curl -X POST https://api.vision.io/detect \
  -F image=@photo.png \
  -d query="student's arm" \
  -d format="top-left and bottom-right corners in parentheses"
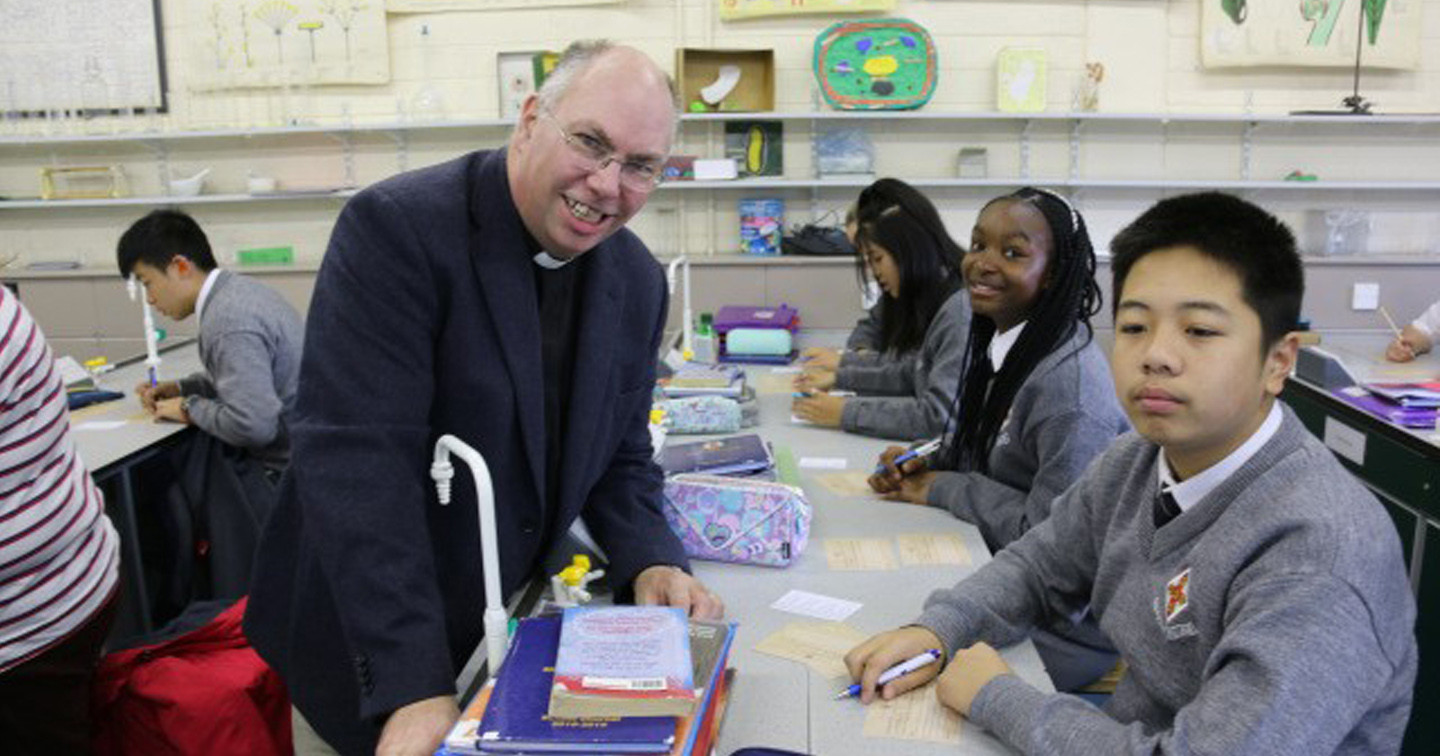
top-left (965, 575), bottom-right (1405, 756)
top-left (183, 329), bottom-right (286, 448)
top-left (833, 352), bottom-right (918, 395)
top-left (839, 294), bottom-right (967, 439)
top-left (913, 461), bottom-right (1106, 660)
top-left (177, 371), bottom-right (216, 398)
top-left (844, 304), bottom-right (883, 353)
top-left (926, 405), bottom-right (1121, 548)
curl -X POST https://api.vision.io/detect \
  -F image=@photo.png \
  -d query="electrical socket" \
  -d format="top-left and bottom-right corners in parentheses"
top-left (1351, 282), bottom-right (1380, 311)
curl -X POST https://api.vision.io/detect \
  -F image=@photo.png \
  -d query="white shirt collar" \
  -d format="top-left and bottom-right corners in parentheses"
top-left (1159, 401), bottom-right (1283, 513)
top-left (196, 268), bottom-right (222, 326)
top-left (988, 322), bottom-right (1026, 369)
top-left (533, 251), bottom-right (572, 270)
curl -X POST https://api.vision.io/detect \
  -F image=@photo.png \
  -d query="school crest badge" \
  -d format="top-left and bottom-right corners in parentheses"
top-left (1164, 568), bottom-right (1191, 622)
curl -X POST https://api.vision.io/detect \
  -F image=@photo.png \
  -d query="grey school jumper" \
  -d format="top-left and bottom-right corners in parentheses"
top-left (926, 330), bottom-right (1128, 552)
top-left (177, 270), bottom-right (304, 470)
top-left (916, 406), bottom-right (1417, 756)
top-left (836, 288), bottom-right (971, 440)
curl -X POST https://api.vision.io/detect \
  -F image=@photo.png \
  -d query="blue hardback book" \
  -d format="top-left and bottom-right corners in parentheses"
top-left (474, 615), bottom-right (677, 754)
top-left (659, 434), bottom-right (773, 477)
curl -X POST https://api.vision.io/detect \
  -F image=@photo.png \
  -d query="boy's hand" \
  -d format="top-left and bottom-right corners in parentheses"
top-left (134, 380), bottom-right (179, 413)
top-left (793, 367), bottom-right (836, 393)
top-left (151, 397), bottom-right (191, 425)
top-left (800, 347), bottom-right (841, 372)
top-left (791, 393), bottom-right (845, 427)
top-left (843, 626), bottom-right (946, 704)
top-left (935, 642), bottom-right (1013, 718)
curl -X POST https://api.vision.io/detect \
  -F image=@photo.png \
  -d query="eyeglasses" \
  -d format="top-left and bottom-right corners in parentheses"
top-left (541, 111), bottom-right (665, 193)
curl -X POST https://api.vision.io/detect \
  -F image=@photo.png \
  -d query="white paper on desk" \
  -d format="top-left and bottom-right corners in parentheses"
top-left (771, 589), bottom-right (862, 621)
top-left (799, 456), bottom-right (848, 470)
top-left (74, 420), bottom-right (128, 431)
top-left (770, 366), bottom-right (802, 374)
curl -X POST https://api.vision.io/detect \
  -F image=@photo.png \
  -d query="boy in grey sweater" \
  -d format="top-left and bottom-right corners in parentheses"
top-left (117, 209), bottom-right (304, 473)
top-left (845, 193), bottom-right (1416, 755)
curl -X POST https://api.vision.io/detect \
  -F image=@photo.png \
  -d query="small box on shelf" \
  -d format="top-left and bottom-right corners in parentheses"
top-left (676, 48), bottom-right (775, 113)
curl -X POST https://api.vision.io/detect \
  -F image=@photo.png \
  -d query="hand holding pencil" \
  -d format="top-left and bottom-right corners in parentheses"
top-left (1380, 306), bottom-right (1424, 363)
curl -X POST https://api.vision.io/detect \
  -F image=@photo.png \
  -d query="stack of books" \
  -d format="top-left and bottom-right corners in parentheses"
top-left (658, 364), bottom-right (746, 398)
top-left (440, 608), bottom-right (737, 756)
top-left (1335, 382), bottom-right (1440, 429)
top-left (659, 434), bottom-right (774, 478)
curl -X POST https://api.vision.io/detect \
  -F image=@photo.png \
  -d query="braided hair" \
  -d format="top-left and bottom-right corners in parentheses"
top-left (942, 187), bottom-right (1102, 473)
top-left (849, 179), bottom-right (965, 354)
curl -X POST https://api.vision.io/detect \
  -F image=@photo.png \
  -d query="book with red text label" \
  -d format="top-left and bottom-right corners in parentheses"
top-left (549, 607), bottom-right (697, 719)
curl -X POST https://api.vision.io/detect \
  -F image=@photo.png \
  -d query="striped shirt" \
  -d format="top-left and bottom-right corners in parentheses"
top-left (0, 287), bottom-right (118, 673)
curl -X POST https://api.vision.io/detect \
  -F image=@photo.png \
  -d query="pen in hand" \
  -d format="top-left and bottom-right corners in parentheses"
top-left (835, 648), bottom-right (943, 700)
top-left (873, 437), bottom-right (943, 475)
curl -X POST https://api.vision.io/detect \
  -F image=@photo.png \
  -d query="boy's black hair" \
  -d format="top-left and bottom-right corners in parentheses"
top-left (943, 187), bottom-right (1102, 477)
top-left (851, 178), bottom-right (965, 355)
top-left (1109, 192), bottom-right (1302, 353)
top-left (115, 209), bottom-right (218, 278)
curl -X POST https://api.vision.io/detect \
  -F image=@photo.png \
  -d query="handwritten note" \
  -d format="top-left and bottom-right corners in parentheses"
top-left (862, 680), bottom-right (963, 744)
top-left (824, 538), bottom-right (898, 571)
top-left (771, 589), bottom-right (862, 621)
top-left (814, 471), bottom-right (875, 497)
top-left (896, 533), bottom-right (972, 567)
top-left (753, 621), bottom-right (867, 679)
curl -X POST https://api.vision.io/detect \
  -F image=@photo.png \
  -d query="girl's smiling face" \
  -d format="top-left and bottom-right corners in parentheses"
top-left (964, 199), bottom-right (1052, 332)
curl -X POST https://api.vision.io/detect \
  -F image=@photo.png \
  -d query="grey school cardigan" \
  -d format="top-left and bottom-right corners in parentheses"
top-left (178, 270), bottom-right (304, 469)
top-left (836, 288), bottom-right (971, 440)
top-left (926, 329), bottom-right (1128, 552)
top-left (916, 406), bottom-right (1417, 756)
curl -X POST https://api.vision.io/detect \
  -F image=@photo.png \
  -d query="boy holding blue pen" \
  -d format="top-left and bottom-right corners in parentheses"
top-left (845, 193), bottom-right (1416, 755)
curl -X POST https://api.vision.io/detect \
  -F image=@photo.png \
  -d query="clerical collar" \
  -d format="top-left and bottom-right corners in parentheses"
top-left (533, 251), bottom-right (573, 269)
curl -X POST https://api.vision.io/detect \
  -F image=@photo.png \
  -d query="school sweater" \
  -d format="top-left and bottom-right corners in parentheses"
top-left (926, 331), bottom-right (1128, 553)
top-left (837, 289), bottom-right (971, 440)
top-left (915, 406), bottom-right (1417, 756)
top-left (0, 288), bottom-right (118, 672)
top-left (177, 270), bottom-right (304, 470)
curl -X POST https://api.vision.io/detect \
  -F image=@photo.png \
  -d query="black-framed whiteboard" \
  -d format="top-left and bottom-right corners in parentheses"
top-left (0, 0), bottom-right (168, 115)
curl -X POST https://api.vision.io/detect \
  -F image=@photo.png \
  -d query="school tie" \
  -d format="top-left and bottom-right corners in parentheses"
top-left (1154, 489), bottom-right (1182, 528)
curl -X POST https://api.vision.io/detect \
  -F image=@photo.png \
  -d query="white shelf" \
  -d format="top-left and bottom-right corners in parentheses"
top-left (0, 189), bottom-right (358, 209)
top-left (4, 109), bottom-right (1438, 148)
top-left (658, 177), bottom-right (1440, 192)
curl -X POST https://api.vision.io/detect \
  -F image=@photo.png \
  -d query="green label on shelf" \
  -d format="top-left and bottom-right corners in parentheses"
top-left (236, 246), bottom-right (294, 266)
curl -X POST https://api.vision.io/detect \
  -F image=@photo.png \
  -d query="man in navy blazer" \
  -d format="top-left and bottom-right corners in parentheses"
top-left (245, 42), bottom-right (723, 756)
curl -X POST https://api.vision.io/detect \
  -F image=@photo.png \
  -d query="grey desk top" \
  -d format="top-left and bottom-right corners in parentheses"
top-left (1294, 332), bottom-right (1440, 449)
top-left (695, 384), bottom-right (1050, 756)
top-left (68, 342), bottom-right (203, 473)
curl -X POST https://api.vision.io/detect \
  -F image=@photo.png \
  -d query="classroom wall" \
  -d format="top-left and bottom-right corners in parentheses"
top-left (2, 0), bottom-right (1438, 342)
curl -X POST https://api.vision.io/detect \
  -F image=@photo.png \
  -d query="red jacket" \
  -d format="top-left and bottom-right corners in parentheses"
top-left (92, 598), bottom-right (291, 756)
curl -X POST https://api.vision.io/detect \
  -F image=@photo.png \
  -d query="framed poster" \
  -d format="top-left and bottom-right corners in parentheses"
top-left (0, 0), bottom-right (167, 114)
top-left (1201, 0), bottom-right (1422, 69)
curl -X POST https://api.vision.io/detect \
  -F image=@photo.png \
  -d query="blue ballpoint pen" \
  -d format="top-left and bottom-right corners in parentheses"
top-left (872, 437), bottom-right (942, 475)
top-left (835, 648), bottom-right (943, 700)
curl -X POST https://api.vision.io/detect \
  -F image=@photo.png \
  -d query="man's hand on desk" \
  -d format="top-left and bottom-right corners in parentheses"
top-left (377, 695), bottom-right (458, 756)
top-left (634, 565), bottom-right (724, 619)
top-left (134, 380), bottom-right (180, 413)
top-left (935, 642), bottom-right (1014, 718)
top-left (843, 626), bottom-right (946, 704)
top-left (150, 397), bottom-right (192, 425)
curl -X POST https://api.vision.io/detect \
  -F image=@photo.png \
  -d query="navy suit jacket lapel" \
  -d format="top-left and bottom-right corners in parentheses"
top-left (466, 152), bottom-right (545, 505)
